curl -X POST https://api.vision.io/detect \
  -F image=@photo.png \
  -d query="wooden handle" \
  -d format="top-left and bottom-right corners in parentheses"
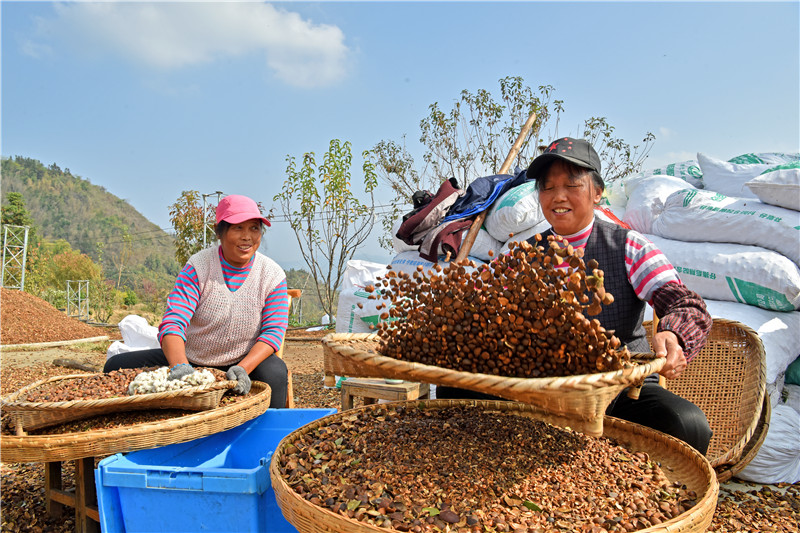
top-left (454, 111), bottom-right (538, 263)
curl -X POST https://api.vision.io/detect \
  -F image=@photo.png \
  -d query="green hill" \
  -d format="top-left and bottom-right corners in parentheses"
top-left (1, 156), bottom-right (180, 289)
top-left (1, 156), bottom-right (328, 324)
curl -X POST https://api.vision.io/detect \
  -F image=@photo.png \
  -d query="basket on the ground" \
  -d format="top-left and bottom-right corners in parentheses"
top-left (270, 399), bottom-right (718, 533)
top-left (0, 381), bottom-right (271, 463)
top-left (1, 373), bottom-right (237, 433)
top-left (322, 332), bottom-right (664, 436)
top-left (645, 318), bottom-right (767, 473)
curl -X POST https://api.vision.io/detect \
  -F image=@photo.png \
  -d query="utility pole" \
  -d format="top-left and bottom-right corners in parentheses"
top-left (201, 191), bottom-right (224, 248)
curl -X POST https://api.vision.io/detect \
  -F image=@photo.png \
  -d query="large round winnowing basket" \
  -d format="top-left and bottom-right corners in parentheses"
top-left (644, 318), bottom-right (767, 473)
top-left (270, 399), bottom-right (718, 533)
top-left (322, 332), bottom-right (664, 436)
top-left (1, 373), bottom-right (237, 432)
top-left (0, 381), bottom-right (270, 463)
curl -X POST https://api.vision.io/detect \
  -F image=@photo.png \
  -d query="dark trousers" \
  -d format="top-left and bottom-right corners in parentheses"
top-left (436, 377), bottom-right (712, 455)
top-left (606, 377), bottom-right (712, 455)
top-left (104, 348), bottom-right (288, 409)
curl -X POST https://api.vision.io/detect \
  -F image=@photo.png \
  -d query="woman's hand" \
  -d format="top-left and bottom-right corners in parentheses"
top-left (226, 365), bottom-right (252, 395)
top-left (652, 330), bottom-right (687, 379)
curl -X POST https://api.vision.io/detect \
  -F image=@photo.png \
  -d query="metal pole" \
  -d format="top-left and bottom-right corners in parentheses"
top-left (2, 226), bottom-right (7, 288)
top-left (201, 191), bottom-right (224, 248)
top-left (202, 194), bottom-right (207, 249)
top-left (20, 228), bottom-right (28, 290)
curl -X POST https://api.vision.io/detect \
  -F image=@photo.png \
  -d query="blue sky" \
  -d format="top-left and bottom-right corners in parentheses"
top-left (2, 1), bottom-right (798, 270)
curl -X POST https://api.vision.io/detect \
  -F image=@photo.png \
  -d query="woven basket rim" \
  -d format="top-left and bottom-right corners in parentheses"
top-left (0, 381), bottom-right (270, 463)
top-left (322, 332), bottom-right (664, 389)
top-left (648, 317), bottom-right (767, 470)
top-left (270, 399), bottom-right (718, 533)
top-left (1, 373), bottom-right (237, 411)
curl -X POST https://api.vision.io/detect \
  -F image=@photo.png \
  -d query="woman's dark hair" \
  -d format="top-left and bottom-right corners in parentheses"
top-left (534, 160), bottom-right (605, 192)
top-left (214, 220), bottom-right (266, 240)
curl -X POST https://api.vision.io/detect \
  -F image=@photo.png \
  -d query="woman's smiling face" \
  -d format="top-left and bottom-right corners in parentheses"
top-left (537, 160), bottom-right (603, 236)
top-left (220, 218), bottom-right (262, 267)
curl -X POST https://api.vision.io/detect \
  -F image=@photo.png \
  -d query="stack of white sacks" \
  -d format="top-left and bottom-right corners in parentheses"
top-left (336, 151), bottom-right (800, 483)
top-left (604, 151), bottom-right (800, 484)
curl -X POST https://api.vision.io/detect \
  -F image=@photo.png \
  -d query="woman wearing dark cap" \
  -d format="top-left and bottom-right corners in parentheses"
top-left (104, 194), bottom-right (289, 408)
top-left (438, 138), bottom-right (713, 454)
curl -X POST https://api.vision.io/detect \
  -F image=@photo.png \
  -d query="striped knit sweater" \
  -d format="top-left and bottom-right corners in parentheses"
top-left (158, 246), bottom-right (288, 366)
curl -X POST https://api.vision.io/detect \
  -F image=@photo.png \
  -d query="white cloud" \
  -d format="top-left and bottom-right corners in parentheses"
top-left (39, 2), bottom-right (350, 88)
top-left (658, 126), bottom-right (675, 141)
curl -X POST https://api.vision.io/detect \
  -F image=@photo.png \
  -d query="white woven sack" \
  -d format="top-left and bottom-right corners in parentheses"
top-left (651, 189), bottom-right (800, 265)
top-left (460, 228), bottom-right (503, 262)
top-left (335, 286), bottom-right (385, 334)
top-left (784, 383), bottom-right (800, 415)
top-left (499, 219), bottom-right (552, 255)
top-left (703, 299), bottom-right (800, 386)
top-left (745, 162), bottom-right (800, 211)
top-left (737, 403), bottom-right (800, 484)
top-left (697, 152), bottom-right (771, 200)
top-left (341, 259), bottom-right (389, 291)
top-left (392, 215), bottom-right (418, 253)
top-left (388, 251), bottom-right (484, 278)
top-left (484, 181), bottom-right (545, 242)
top-left (622, 176), bottom-right (696, 234)
top-left (767, 374), bottom-right (786, 409)
top-left (599, 179), bottom-right (629, 208)
top-left (625, 159), bottom-right (704, 195)
top-left (118, 314), bottom-right (160, 349)
top-left (728, 152), bottom-right (800, 165)
top-left (645, 234), bottom-right (800, 312)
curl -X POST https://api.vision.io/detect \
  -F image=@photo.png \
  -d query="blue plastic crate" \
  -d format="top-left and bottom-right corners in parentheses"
top-left (96, 408), bottom-right (336, 532)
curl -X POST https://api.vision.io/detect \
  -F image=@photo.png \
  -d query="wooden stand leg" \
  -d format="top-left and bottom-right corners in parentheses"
top-left (341, 387), bottom-right (354, 410)
top-left (286, 370), bottom-right (295, 408)
top-left (75, 457), bottom-right (100, 533)
top-left (45, 462), bottom-right (65, 517)
top-left (45, 459), bottom-right (100, 533)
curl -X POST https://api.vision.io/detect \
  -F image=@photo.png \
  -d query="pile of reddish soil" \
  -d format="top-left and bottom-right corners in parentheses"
top-left (1, 288), bottom-right (115, 345)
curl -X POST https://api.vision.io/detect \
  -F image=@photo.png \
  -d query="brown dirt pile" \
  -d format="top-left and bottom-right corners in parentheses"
top-left (1, 288), bottom-right (112, 345)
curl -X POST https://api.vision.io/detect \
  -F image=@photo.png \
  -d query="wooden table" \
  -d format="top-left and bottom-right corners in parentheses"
top-left (2, 382), bottom-right (273, 533)
top-left (340, 378), bottom-right (430, 410)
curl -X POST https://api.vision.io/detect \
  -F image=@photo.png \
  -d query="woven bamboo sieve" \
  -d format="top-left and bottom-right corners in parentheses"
top-left (644, 318), bottom-right (767, 471)
top-left (714, 395), bottom-right (770, 483)
top-left (270, 399), bottom-right (718, 533)
top-left (322, 333), bottom-right (664, 436)
top-left (0, 381), bottom-right (271, 463)
top-left (1, 373), bottom-right (238, 433)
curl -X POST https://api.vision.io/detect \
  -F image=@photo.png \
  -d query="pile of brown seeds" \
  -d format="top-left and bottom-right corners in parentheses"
top-left (16, 367), bottom-right (227, 402)
top-left (371, 236), bottom-right (630, 378)
top-left (278, 404), bottom-right (698, 532)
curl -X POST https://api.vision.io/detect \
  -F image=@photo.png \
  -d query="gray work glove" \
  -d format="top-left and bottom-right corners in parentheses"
top-left (168, 363), bottom-right (194, 381)
top-left (226, 365), bottom-right (252, 395)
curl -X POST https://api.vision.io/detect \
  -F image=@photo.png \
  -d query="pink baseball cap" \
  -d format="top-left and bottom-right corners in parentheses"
top-left (215, 195), bottom-right (271, 226)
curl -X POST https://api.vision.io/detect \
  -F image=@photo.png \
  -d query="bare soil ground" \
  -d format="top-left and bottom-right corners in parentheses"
top-left (1, 289), bottom-right (797, 532)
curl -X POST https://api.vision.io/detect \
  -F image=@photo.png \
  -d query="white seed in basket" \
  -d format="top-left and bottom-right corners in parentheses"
top-left (127, 367), bottom-right (216, 395)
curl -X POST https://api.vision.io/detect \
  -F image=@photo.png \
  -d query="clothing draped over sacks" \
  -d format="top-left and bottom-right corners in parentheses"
top-left (396, 178), bottom-right (463, 247)
top-left (443, 169), bottom-right (529, 222)
top-left (418, 218), bottom-right (474, 261)
top-left (397, 169), bottom-right (532, 261)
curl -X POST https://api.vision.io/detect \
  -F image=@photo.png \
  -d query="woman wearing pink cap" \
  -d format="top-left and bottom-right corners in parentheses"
top-left (105, 194), bottom-right (290, 408)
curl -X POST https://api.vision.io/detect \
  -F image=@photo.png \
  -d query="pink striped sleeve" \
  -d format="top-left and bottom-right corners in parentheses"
top-left (257, 279), bottom-right (289, 353)
top-left (158, 265), bottom-right (201, 343)
top-left (625, 232), bottom-right (682, 304)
